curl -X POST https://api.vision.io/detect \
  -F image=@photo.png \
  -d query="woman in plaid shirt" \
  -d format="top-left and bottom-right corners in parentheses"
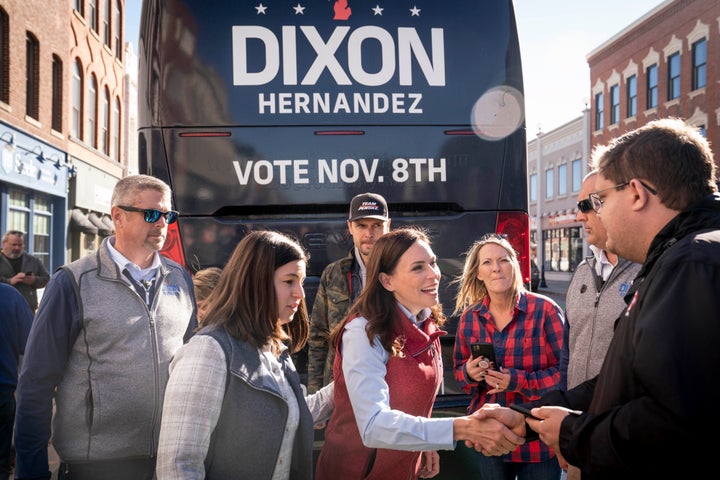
top-left (452, 234), bottom-right (566, 480)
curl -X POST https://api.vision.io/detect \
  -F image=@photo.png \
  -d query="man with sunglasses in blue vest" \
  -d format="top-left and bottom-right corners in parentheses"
top-left (14, 175), bottom-right (197, 480)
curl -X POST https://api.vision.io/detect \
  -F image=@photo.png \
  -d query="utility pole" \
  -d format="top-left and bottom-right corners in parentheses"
top-left (536, 128), bottom-right (547, 289)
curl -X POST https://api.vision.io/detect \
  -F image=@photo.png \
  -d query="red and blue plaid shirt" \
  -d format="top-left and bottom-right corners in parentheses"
top-left (453, 291), bottom-right (566, 463)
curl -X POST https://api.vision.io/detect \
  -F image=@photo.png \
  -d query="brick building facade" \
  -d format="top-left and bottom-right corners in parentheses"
top-left (530, 0), bottom-right (719, 283)
top-left (0, 0), bottom-right (128, 272)
top-left (587, 0), bottom-right (719, 167)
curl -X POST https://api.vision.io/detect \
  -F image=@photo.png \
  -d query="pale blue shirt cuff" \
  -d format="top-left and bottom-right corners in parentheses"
top-left (340, 315), bottom-right (455, 451)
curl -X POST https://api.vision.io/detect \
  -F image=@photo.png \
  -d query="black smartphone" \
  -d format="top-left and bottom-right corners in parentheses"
top-left (25, 271), bottom-right (33, 275)
top-left (510, 404), bottom-right (541, 421)
top-left (470, 342), bottom-right (496, 366)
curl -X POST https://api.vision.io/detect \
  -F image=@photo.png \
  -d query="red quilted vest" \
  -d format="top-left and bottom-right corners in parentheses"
top-left (316, 309), bottom-right (445, 480)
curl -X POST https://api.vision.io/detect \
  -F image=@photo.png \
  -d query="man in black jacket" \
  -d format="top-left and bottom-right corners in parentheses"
top-left (0, 231), bottom-right (50, 312)
top-left (479, 118), bottom-right (720, 479)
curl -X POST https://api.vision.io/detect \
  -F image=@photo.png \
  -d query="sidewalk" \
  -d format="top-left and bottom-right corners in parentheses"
top-left (539, 277), bottom-right (569, 295)
top-left (536, 276), bottom-right (569, 311)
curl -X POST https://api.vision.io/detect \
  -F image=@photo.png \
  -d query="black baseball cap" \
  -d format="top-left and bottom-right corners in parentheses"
top-left (348, 193), bottom-right (389, 222)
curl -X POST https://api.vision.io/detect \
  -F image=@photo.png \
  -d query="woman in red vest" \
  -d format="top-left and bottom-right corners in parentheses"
top-left (316, 227), bottom-right (526, 480)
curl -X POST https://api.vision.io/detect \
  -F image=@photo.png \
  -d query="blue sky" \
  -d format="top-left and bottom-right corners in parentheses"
top-left (125, 0), bottom-right (667, 134)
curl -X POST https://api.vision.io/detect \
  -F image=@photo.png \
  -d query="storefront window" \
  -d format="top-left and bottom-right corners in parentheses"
top-left (8, 188), bottom-right (51, 269)
top-left (569, 227), bottom-right (583, 271)
top-left (33, 196), bottom-right (51, 268)
top-left (543, 226), bottom-right (583, 273)
top-left (8, 190), bottom-right (29, 233)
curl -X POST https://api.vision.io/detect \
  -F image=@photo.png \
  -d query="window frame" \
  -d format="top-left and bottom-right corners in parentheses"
top-left (692, 38), bottom-right (707, 90)
top-left (52, 55), bottom-right (63, 132)
top-left (88, 74), bottom-right (98, 148)
top-left (72, 59), bottom-right (83, 139)
top-left (112, 96), bottom-right (121, 160)
top-left (646, 64), bottom-right (658, 109)
top-left (626, 74), bottom-right (637, 118)
top-left (101, 87), bottom-right (109, 154)
top-left (571, 159), bottom-right (582, 193)
top-left (89, 0), bottom-right (98, 32)
top-left (529, 173), bottom-right (537, 203)
top-left (545, 168), bottom-right (554, 199)
top-left (609, 84), bottom-right (619, 125)
top-left (114, 0), bottom-right (122, 60)
top-left (25, 32), bottom-right (40, 120)
top-left (557, 164), bottom-right (567, 197)
top-left (0, 8), bottom-right (9, 104)
top-left (667, 52), bottom-right (680, 100)
top-left (594, 92), bottom-right (604, 130)
top-left (103, 0), bottom-right (111, 47)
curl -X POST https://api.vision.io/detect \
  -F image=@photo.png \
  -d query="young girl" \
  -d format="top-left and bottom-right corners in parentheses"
top-left (156, 231), bottom-right (333, 479)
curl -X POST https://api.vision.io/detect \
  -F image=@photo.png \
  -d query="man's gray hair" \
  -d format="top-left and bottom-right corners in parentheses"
top-left (111, 175), bottom-right (172, 206)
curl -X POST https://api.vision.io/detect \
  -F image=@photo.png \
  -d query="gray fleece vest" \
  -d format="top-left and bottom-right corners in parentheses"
top-left (52, 238), bottom-right (195, 463)
top-left (565, 256), bottom-right (641, 389)
top-left (201, 326), bottom-right (314, 480)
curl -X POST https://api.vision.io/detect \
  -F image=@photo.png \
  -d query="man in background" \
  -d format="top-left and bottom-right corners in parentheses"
top-left (307, 192), bottom-right (391, 393)
top-left (0, 284), bottom-right (33, 480)
top-left (0, 231), bottom-right (50, 312)
top-left (558, 169), bottom-right (641, 480)
top-left (14, 175), bottom-right (197, 480)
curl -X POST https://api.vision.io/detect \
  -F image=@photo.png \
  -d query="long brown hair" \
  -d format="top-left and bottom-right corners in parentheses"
top-left (329, 227), bottom-right (445, 355)
top-left (202, 230), bottom-right (309, 355)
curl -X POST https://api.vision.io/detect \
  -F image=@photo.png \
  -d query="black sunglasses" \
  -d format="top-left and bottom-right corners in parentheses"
top-left (118, 205), bottom-right (179, 224)
top-left (577, 199), bottom-right (594, 213)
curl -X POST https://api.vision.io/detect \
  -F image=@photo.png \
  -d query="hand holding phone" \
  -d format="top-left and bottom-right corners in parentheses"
top-left (470, 342), bottom-right (497, 370)
top-left (509, 404), bottom-right (541, 421)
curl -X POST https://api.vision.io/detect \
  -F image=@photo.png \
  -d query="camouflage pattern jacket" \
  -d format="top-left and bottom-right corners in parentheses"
top-left (307, 249), bottom-right (362, 393)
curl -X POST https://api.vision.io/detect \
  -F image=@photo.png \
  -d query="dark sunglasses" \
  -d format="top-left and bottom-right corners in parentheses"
top-left (118, 205), bottom-right (179, 224)
top-left (577, 199), bottom-right (594, 213)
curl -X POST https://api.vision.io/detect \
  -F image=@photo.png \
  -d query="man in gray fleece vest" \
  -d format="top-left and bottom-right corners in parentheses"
top-left (13, 175), bottom-right (197, 480)
top-left (559, 170), bottom-right (640, 480)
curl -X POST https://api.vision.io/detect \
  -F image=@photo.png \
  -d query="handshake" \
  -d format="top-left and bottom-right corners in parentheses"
top-left (453, 403), bottom-right (577, 470)
top-left (452, 403), bottom-right (528, 456)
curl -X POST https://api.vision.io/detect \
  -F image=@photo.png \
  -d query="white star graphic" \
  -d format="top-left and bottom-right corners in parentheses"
top-left (410, 6), bottom-right (421, 16)
top-left (255, 3), bottom-right (267, 14)
top-left (372, 5), bottom-right (384, 16)
top-left (293, 4), bottom-right (305, 14)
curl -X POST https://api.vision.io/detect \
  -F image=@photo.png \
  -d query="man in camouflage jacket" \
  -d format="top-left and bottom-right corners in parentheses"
top-left (307, 193), bottom-right (390, 393)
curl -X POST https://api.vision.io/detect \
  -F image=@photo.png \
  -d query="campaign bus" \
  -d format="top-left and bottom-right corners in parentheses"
top-left (138, 0), bottom-right (528, 473)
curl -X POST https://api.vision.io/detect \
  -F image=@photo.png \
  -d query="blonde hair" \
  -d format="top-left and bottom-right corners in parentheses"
top-left (452, 234), bottom-right (525, 315)
top-left (193, 267), bottom-right (222, 302)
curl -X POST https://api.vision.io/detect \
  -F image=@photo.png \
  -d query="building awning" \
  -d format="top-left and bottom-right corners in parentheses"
top-left (101, 215), bottom-right (115, 234)
top-left (89, 212), bottom-right (114, 236)
top-left (69, 209), bottom-right (98, 235)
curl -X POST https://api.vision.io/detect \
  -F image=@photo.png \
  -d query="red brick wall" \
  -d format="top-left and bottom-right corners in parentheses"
top-left (0, 0), bottom-right (70, 151)
top-left (588, 0), bottom-right (720, 169)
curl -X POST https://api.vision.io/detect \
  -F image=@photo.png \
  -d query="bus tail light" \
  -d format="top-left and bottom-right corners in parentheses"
top-left (497, 211), bottom-right (531, 286)
top-left (160, 221), bottom-right (187, 268)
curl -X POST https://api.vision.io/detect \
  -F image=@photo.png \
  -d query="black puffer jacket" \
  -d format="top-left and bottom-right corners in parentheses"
top-left (539, 192), bottom-right (720, 479)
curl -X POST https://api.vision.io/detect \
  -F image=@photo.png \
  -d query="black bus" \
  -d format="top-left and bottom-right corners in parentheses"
top-left (138, 0), bottom-right (528, 475)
